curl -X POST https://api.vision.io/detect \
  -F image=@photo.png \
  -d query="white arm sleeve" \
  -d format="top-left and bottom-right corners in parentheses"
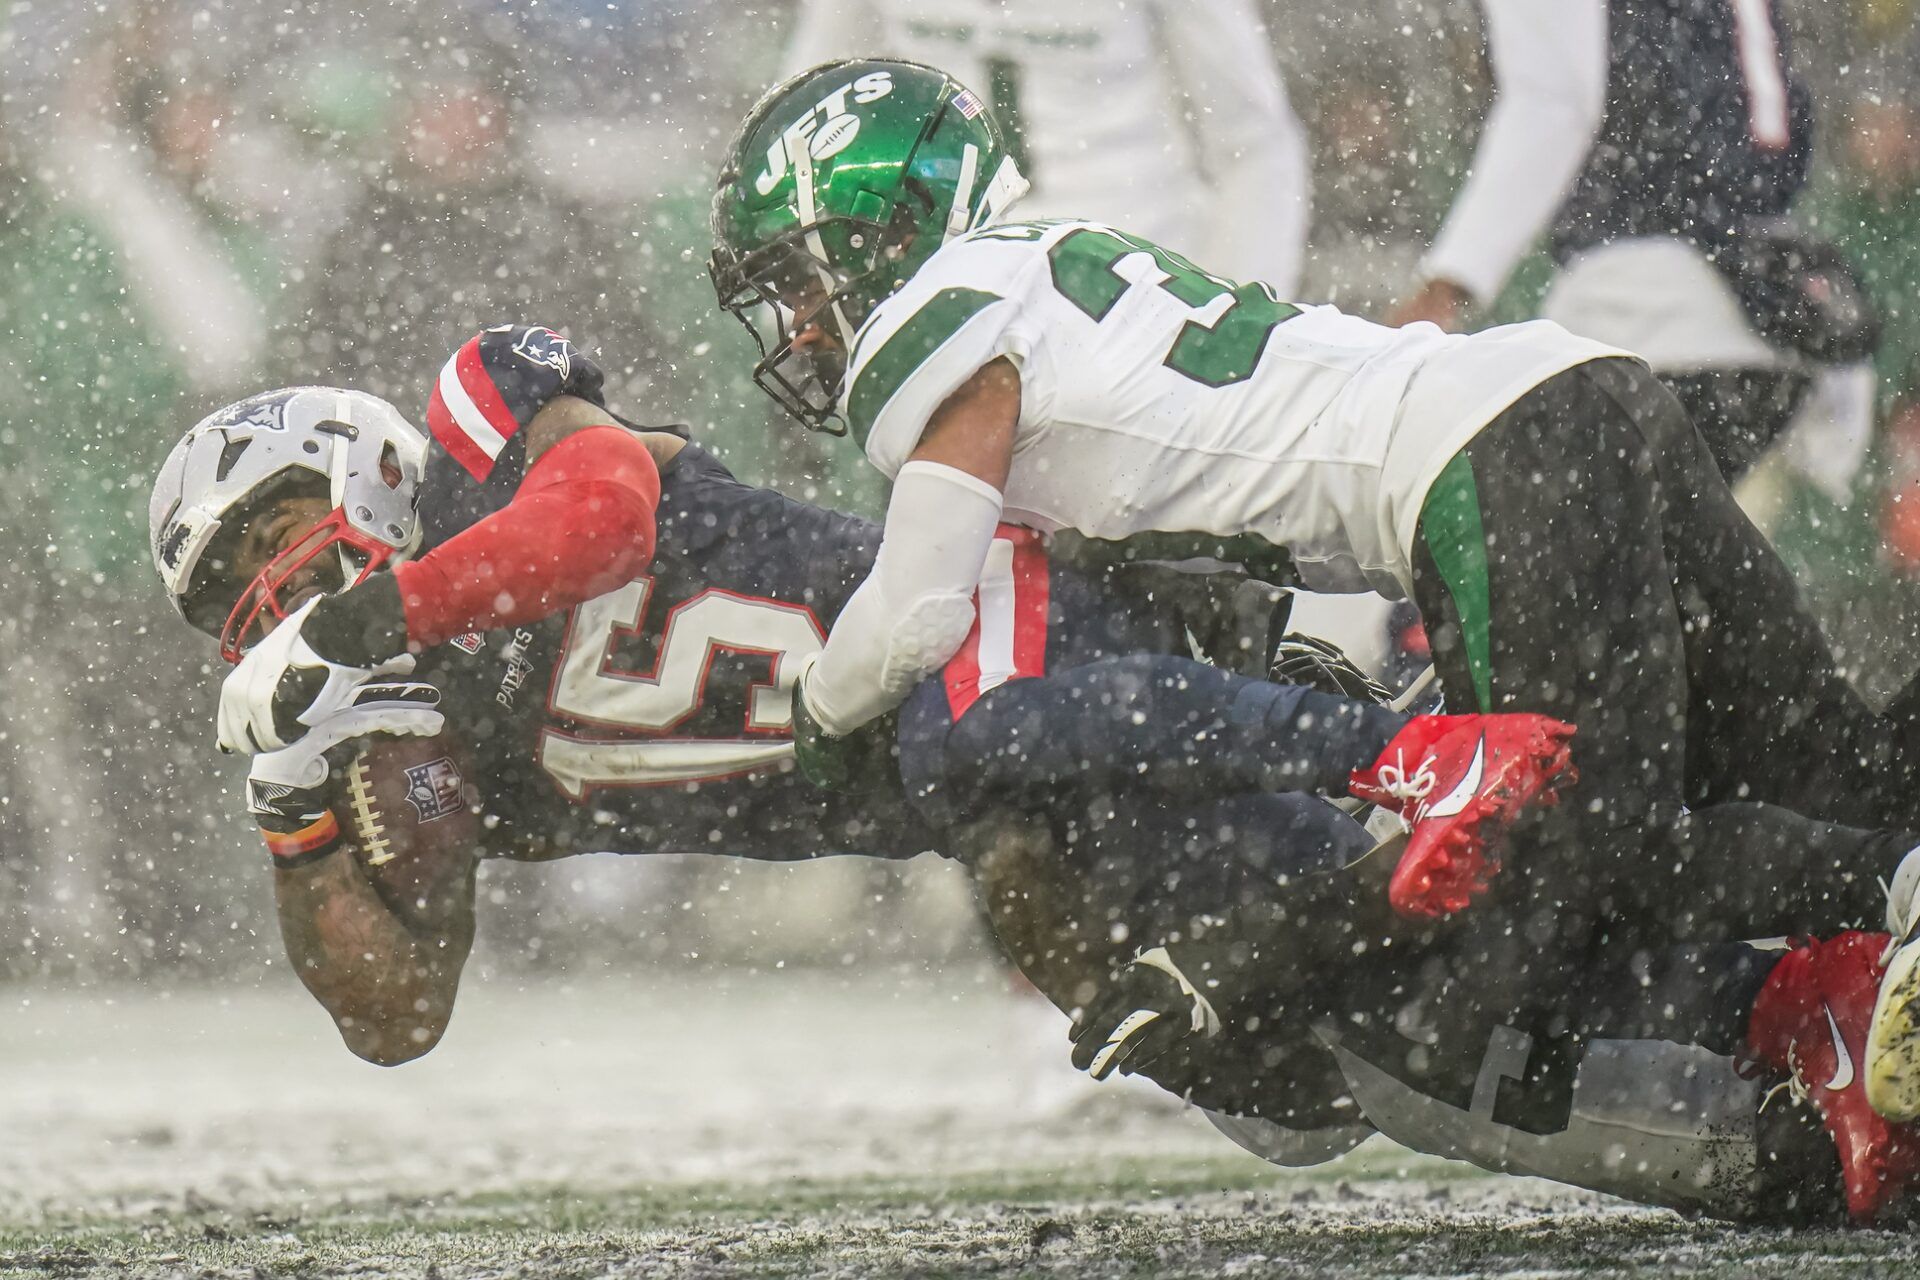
top-left (1154, 0), bottom-right (1310, 292)
top-left (803, 461), bottom-right (1004, 735)
top-left (781, 0), bottom-right (883, 75)
top-left (1419, 0), bottom-right (1608, 304)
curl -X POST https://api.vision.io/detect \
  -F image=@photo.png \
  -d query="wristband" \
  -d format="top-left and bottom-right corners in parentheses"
top-left (262, 811), bottom-right (345, 869)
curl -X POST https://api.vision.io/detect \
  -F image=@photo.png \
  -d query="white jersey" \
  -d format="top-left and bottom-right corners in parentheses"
top-left (844, 220), bottom-right (1626, 598)
top-left (782, 0), bottom-right (1308, 290)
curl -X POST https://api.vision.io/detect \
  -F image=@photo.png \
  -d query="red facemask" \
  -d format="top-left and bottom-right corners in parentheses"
top-left (220, 508), bottom-right (399, 663)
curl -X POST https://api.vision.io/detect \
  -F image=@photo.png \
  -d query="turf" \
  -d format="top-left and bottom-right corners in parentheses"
top-left (7, 968), bottom-right (1920, 1277)
top-left (8, 1165), bottom-right (1920, 1279)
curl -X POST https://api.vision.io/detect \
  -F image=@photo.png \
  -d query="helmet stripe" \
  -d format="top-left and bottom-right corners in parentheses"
top-left (453, 338), bottom-right (522, 447)
top-left (427, 343), bottom-right (512, 480)
top-left (790, 123), bottom-right (858, 352)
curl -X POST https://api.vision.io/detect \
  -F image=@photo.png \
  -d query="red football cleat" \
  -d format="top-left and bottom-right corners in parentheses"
top-left (1349, 713), bottom-right (1577, 918)
top-left (1748, 931), bottom-right (1920, 1222)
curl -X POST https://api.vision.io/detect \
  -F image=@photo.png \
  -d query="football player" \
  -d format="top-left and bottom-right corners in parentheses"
top-left (707, 59), bottom-right (1920, 1124)
top-left (152, 365), bottom-right (1920, 1221)
top-left (151, 339), bottom-right (1560, 1062)
top-left (781, 0), bottom-right (1309, 292)
top-left (1391, 0), bottom-right (1878, 501)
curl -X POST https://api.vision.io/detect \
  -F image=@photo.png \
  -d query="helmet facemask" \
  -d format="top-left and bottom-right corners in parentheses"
top-left (710, 200), bottom-right (921, 435)
top-left (152, 386), bottom-right (427, 657)
top-left (216, 503), bottom-right (402, 663)
top-left (710, 60), bottom-right (1028, 435)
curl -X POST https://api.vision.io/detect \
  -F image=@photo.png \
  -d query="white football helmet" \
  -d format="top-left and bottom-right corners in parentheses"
top-left (150, 387), bottom-right (427, 659)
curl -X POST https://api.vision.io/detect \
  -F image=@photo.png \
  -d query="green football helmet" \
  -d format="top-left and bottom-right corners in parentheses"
top-left (710, 59), bottom-right (1029, 434)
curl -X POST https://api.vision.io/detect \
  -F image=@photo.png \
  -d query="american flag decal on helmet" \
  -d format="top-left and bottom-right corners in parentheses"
top-left (952, 89), bottom-right (984, 120)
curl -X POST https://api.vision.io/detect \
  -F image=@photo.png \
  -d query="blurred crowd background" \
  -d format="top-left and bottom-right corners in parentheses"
top-left (4, 0), bottom-right (1920, 983)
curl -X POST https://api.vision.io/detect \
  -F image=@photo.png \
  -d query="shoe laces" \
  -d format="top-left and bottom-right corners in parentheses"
top-left (1880, 873), bottom-right (1920, 965)
top-left (1372, 751), bottom-right (1438, 807)
top-left (1759, 1041), bottom-right (1812, 1113)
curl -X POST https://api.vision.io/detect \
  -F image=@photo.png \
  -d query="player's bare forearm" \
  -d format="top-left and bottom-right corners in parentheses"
top-left (524, 393), bottom-right (686, 469)
top-left (273, 839), bottom-right (477, 1066)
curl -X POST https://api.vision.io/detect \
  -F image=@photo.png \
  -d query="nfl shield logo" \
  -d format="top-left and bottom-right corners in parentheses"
top-left (404, 757), bottom-right (466, 823)
top-left (450, 632), bottom-right (486, 655)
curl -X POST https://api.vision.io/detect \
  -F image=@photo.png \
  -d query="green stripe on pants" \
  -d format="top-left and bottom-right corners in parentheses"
top-left (1420, 452), bottom-right (1494, 712)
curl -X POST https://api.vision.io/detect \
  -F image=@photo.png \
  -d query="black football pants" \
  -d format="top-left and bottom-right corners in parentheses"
top-left (1408, 359), bottom-right (1917, 1013)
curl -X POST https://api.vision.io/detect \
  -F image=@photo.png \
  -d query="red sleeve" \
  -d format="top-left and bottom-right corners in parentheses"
top-left (392, 425), bottom-right (660, 645)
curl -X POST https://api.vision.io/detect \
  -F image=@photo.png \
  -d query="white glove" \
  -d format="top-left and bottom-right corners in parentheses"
top-left (217, 597), bottom-right (418, 755)
top-left (246, 681), bottom-right (445, 829)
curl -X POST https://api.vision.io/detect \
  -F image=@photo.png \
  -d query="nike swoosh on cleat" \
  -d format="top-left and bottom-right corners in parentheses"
top-left (1422, 735), bottom-right (1486, 820)
top-left (1825, 1002), bottom-right (1856, 1091)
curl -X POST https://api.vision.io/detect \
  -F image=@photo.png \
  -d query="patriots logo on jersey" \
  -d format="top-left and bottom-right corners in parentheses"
top-left (404, 757), bottom-right (466, 823)
top-left (509, 326), bottom-right (574, 380)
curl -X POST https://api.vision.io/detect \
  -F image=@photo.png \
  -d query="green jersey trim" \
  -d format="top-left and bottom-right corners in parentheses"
top-left (847, 286), bottom-right (1002, 448)
top-left (1419, 453), bottom-right (1493, 711)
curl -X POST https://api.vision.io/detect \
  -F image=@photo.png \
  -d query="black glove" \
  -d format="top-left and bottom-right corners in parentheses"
top-left (1070, 945), bottom-right (1223, 1081)
top-left (1270, 632), bottom-right (1392, 704)
top-left (789, 665), bottom-right (898, 794)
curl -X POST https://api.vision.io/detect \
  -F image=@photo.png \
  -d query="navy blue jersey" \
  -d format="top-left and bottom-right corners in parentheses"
top-left (1551, 0), bottom-right (1812, 260)
top-left (414, 440), bottom-right (931, 862)
top-left (411, 436), bottom-right (1185, 863)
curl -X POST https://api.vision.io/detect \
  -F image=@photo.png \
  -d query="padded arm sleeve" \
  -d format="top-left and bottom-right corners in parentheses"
top-left (1419, 0), bottom-right (1607, 303)
top-left (392, 425), bottom-right (660, 645)
top-left (804, 461), bottom-right (1005, 735)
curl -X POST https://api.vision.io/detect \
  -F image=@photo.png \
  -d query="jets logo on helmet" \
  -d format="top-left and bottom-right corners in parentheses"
top-left (710, 59), bottom-right (1029, 434)
top-left (751, 70), bottom-right (896, 196)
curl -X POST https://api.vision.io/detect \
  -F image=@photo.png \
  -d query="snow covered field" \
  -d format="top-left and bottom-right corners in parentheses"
top-left (4, 971), bottom-right (1917, 1277)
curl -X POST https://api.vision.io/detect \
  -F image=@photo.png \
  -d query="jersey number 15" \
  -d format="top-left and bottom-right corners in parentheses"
top-left (538, 579), bottom-right (825, 798)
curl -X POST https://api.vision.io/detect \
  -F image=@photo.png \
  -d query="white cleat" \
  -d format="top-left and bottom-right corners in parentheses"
top-left (1866, 844), bottom-right (1920, 1121)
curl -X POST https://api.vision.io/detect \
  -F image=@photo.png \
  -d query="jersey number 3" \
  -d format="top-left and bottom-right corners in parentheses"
top-left (539, 579), bottom-right (825, 797)
top-left (1046, 225), bottom-right (1299, 387)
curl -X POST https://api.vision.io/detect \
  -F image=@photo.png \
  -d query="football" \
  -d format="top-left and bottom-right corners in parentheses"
top-left (340, 731), bottom-right (483, 911)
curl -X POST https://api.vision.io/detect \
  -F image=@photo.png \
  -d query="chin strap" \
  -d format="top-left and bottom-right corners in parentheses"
top-left (977, 155), bottom-right (1031, 229)
top-left (944, 143), bottom-right (981, 241)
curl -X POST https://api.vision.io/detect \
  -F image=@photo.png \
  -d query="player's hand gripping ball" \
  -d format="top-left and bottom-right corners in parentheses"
top-left (247, 681), bottom-right (442, 869)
